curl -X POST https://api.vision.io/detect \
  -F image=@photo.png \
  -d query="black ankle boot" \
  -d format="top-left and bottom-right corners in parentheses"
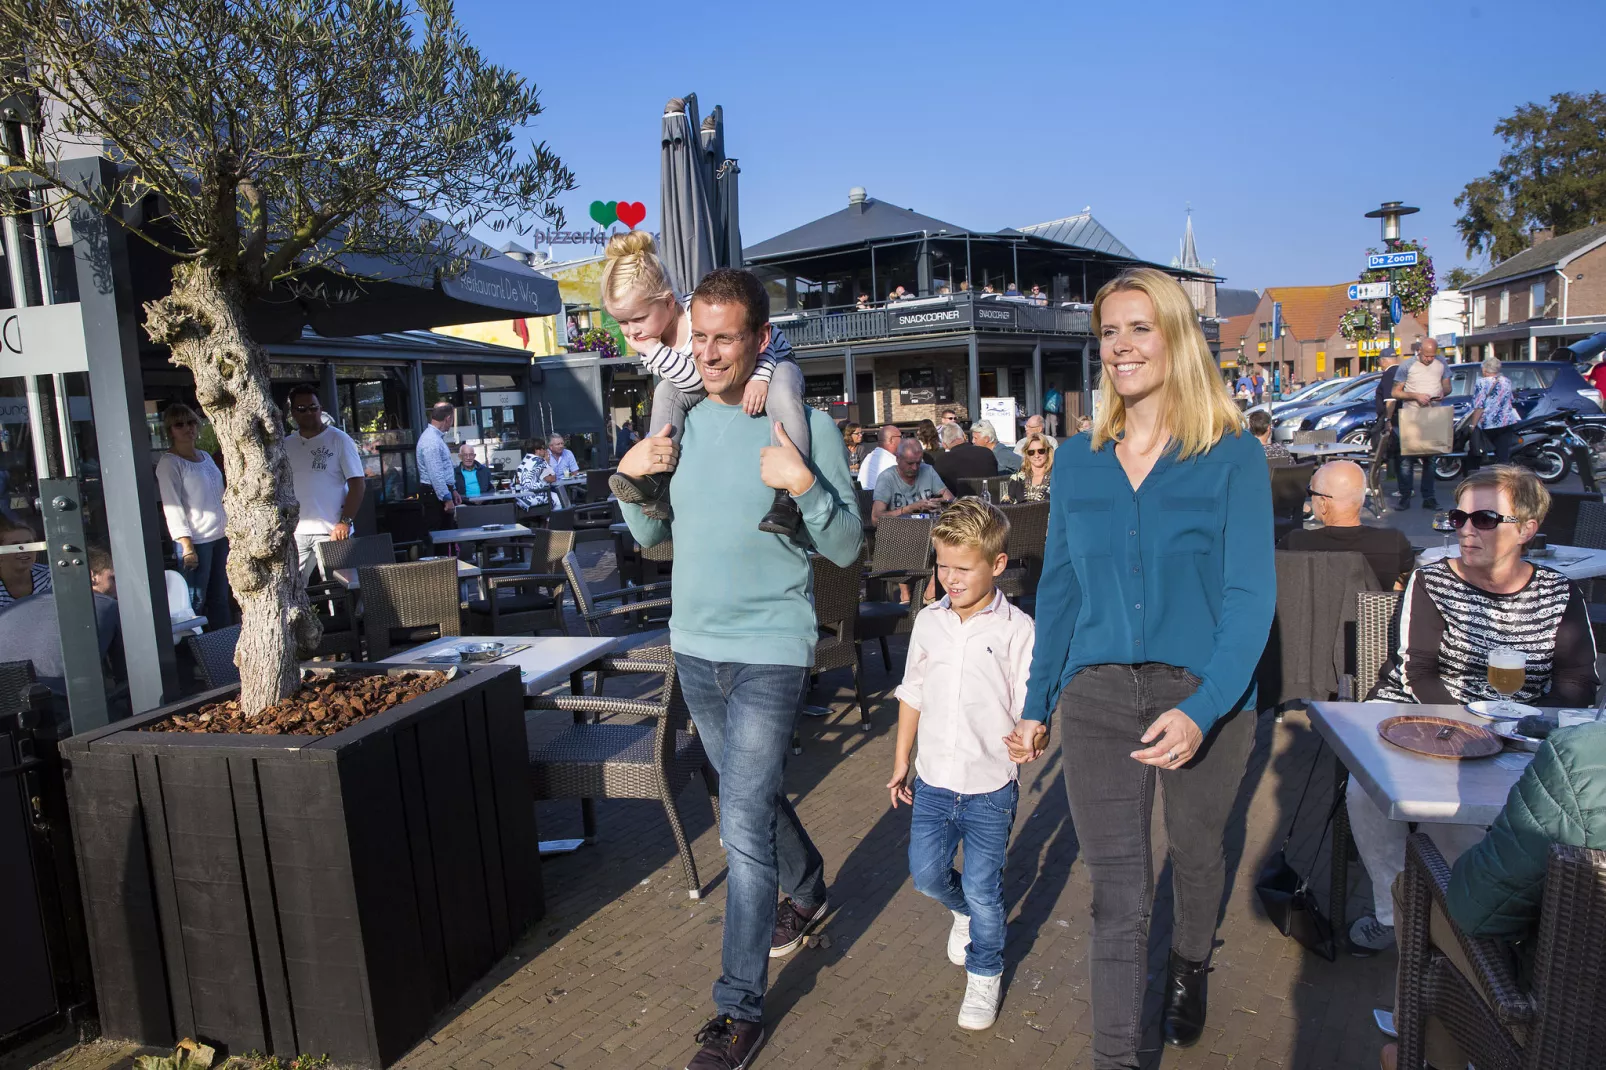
top-left (1161, 949), bottom-right (1211, 1048)
top-left (609, 472), bottom-right (671, 521)
top-left (759, 489), bottom-right (801, 536)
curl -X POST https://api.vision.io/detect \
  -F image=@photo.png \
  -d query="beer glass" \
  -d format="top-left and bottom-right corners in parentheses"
top-left (1485, 646), bottom-right (1528, 718)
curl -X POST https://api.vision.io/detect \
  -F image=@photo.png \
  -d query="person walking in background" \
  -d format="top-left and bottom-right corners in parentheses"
top-left (888, 499), bottom-right (1034, 1031)
top-left (416, 401), bottom-right (460, 535)
top-left (614, 418), bottom-right (638, 458)
top-left (285, 384), bottom-right (366, 582)
top-left (1043, 386), bottom-right (1063, 437)
top-left (1392, 338), bottom-right (1450, 510)
top-left (613, 269), bottom-right (863, 1070)
top-left (155, 402), bottom-right (232, 628)
top-left (1469, 356), bottom-right (1520, 467)
top-left (1007, 267), bottom-right (1275, 1067)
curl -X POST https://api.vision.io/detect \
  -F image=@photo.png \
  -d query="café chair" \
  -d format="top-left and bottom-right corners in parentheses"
top-left (185, 625), bottom-right (242, 690)
top-left (584, 468), bottom-right (616, 504)
top-left (856, 515), bottom-right (935, 673)
top-left (306, 535), bottom-right (396, 660)
top-left (549, 498), bottom-right (620, 546)
top-left (1396, 833), bottom-right (1606, 1070)
top-left (560, 550), bottom-right (671, 692)
top-left (996, 501), bottom-right (1049, 611)
top-left (357, 559), bottom-right (463, 660)
top-left (1270, 462), bottom-right (1317, 544)
top-left (0, 659), bottom-right (41, 719)
top-left (1290, 428), bottom-right (1338, 446)
top-left (526, 651), bottom-right (720, 899)
top-left (464, 529), bottom-right (575, 637)
top-left (809, 552), bottom-right (868, 736)
top-left (379, 500), bottom-right (430, 560)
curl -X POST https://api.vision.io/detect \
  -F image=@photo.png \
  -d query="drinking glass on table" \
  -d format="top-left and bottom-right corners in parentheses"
top-left (1485, 646), bottom-right (1529, 718)
top-left (1431, 510), bottom-right (1455, 553)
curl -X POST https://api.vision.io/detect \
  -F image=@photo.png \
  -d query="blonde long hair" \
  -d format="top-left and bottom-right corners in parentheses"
top-left (1089, 267), bottom-right (1243, 460)
top-left (1019, 431), bottom-right (1055, 479)
top-left (597, 230), bottom-right (675, 312)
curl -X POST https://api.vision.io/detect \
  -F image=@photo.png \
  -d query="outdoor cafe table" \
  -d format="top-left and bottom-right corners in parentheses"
top-left (382, 633), bottom-right (621, 695)
top-left (466, 490), bottom-right (520, 505)
top-left (1417, 543), bottom-right (1606, 582)
top-left (1307, 700), bottom-right (1536, 939)
top-left (1286, 441), bottom-right (1372, 460)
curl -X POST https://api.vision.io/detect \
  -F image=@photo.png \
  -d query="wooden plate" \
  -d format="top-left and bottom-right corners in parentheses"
top-left (1378, 714), bottom-right (1502, 760)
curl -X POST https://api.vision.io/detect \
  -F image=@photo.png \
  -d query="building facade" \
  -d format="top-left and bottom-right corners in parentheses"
top-left (1459, 222), bottom-right (1606, 362)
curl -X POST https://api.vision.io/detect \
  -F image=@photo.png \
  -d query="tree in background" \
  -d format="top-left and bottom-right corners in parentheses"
top-left (0, 0), bottom-right (574, 714)
top-left (1442, 267), bottom-right (1476, 290)
top-left (1455, 92), bottom-right (1606, 263)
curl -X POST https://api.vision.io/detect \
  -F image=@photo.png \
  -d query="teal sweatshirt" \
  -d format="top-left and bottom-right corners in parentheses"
top-left (620, 402), bottom-right (863, 667)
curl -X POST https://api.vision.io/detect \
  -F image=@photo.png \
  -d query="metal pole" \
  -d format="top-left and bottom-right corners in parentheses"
top-left (870, 246), bottom-right (877, 301)
top-left (1011, 242), bottom-right (1019, 289)
top-left (18, 123), bottom-right (57, 303)
top-left (52, 373), bottom-right (77, 478)
top-left (1081, 339), bottom-right (1093, 419)
top-left (842, 345), bottom-right (855, 406)
top-left (1031, 341), bottom-right (1043, 416)
top-left (24, 376), bottom-right (52, 476)
top-left (967, 334), bottom-right (981, 423)
top-left (965, 235), bottom-right (972, 289)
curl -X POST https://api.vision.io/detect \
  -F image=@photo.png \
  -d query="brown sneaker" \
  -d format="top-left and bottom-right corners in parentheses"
top-left (770, 896), bottom-right (827, 958)
top-left (685, 1015), bottom-right (765, 1070)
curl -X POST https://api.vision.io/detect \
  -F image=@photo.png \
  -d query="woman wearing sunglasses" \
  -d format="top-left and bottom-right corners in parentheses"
top-left (1003, 431), bottom-right (1054, 503)
top-left (154, 402), bottom-right (233, 629)
top-left (1344, 464), bottom-right (1598, 957)
top-left (1007, 268), bottom-right (1276, 1065)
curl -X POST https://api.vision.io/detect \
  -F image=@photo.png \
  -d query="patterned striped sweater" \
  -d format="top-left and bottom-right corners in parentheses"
top-left (1371, 560), bottom-right (1597, 706)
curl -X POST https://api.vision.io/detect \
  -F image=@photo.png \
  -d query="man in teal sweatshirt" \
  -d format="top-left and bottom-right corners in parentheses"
top-left (616, 268), bottom-right (862, 1070)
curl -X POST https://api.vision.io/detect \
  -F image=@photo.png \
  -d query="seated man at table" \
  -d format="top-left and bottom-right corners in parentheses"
top-left (931, 421), bottom-right (998, 496)
top-left (1345, 465), bottom-right (1598, 955)
top-left (872, 439), bottom-right (952, 526)
top-left (547, 433), bottom-right (580, 480)
top-left (1248, 409), bottom-right (1292, 462)
top-left (1378, 720), bottom-right (1606, 1070)
top-left (0, 545), bottom-right (126, 733)
top-left (453, 443), bottom-right (490, 500)
top-left (1278, 460), bottom-right (1414, 590)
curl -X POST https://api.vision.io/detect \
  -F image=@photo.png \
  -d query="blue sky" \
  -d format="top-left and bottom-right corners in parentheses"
top-left (456, 0), bottom-right (1606, 292)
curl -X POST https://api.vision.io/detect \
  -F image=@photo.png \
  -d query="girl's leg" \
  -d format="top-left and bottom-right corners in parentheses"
top-left (648, 379), bottom-right (704, 445)
top-left (763, 361), bottom-right (812, 455)
top-left (613, 381), bottom-right (704, 518)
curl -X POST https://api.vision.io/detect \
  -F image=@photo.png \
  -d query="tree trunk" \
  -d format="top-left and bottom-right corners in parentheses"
top-left (145, 262), bottom-right (320, 715)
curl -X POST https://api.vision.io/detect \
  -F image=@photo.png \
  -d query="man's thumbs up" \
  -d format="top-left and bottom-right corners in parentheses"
top-left (760, 420), bottom-right (814, 497)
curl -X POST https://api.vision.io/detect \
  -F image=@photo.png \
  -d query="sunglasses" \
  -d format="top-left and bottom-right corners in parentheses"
top-left (170, 420), bottom-right (198, 429)
top-left (1306, 485), bottom-right (1331, 499)
top-left (1448, 508), bottom-right (1522, 530)
top-left (291, 404), bottom-right (320, 414)
top-left (1026, 448), bottom-right (1048, 456)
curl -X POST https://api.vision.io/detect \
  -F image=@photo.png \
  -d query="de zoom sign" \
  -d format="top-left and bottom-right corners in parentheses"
top-left (0, 303), bottom-right (92, 377)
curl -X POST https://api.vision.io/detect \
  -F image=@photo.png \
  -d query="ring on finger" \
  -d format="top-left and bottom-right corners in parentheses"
top-left (1167, 749), bottom-right (1178, 763)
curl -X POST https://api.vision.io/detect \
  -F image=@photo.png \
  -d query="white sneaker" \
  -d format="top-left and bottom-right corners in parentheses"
top-left (957, 971), bottom-right (1002, 1030)
top-left (947, 911), bottom-right (971, 967)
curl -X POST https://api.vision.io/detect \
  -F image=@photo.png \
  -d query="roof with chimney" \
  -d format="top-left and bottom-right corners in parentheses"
top-left (1465, 221), bottom-right (1606, 288)
top-left (744, 189), bottom-right (971, 262)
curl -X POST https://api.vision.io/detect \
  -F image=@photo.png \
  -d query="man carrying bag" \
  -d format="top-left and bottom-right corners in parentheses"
top-left (1391, 339), bottom-right (1451, 510)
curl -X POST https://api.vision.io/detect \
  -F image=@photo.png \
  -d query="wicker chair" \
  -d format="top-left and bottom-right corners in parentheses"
top-left (314, 532), bottom-right (396, 573)
top-left (1396, 833), bottom-right (1606, 1070)
top-left (562, 550), bottom-right (671, 644)
top-left (527, 652), bottom-right (719, 898)
top-left (583, 468), bottom-right (616, 504)
top-left (0, 659), bottom-right (39, 719)
top-left (454, 503), bottom-right (527, 571)
top-left (857, 515), bottom-right (935, 670)
top-left (812, 552), bottom-right (867, 729)
top-left (309, 534), bottom-right (397, 660)
top-left (455, 503), bottom-right (517, 528)
top-left (549, 499), bottom-right (619, 545)
top-left (185, 625), bottom-right (241, 689)
top-left (997, 501), bottom-right (1050, 606)
top-left (380, 501), bottom-right (431, 560)
top-left (356, 559), bottom-right (463, 660)
top-left (465, 529), bottom-right (575, 637)
top-left (1291, 428), bottom-right (1338, 446)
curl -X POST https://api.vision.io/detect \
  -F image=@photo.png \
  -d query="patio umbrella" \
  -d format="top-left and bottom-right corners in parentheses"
top-left (659, 94), bottom-right (717, 295)
top-left (700, 106), bottom-right (743, 270)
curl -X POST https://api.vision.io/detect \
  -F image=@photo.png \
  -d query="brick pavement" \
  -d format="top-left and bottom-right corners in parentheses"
top-left (391, 547), bottom-right (1398, 1070)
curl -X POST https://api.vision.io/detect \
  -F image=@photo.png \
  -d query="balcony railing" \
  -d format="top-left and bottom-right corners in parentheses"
top-left (770, 294), bottom-right (1094, 347)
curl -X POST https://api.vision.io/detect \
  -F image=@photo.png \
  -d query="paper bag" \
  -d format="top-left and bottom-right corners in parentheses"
top-left (1398, 404), bottom-right (1453, 456)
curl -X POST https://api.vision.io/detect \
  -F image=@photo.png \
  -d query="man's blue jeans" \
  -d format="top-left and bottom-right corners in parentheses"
top-left (1396, 454), bottom-right (1438, 502)
top-left (675, 654), bottom-right (826, 1023)
top-left (907, 776), bottom-right (1018, 977)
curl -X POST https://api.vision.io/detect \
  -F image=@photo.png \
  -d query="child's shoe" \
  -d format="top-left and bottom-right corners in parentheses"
top-left (957, 971), bottom-right (1002, 1030)
top-left (610, 472), bottom-right (672, 521)
top-left (946, 911), bottom-right (970, 967)
top-left (758, 489), bottom-right (801, 536)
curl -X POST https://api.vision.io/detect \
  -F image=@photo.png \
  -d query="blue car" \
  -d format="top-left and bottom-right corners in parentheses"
top-left (1279, 360), bottom-right (1605, 447)
top-left (1271, 374), bottom-right (1383, 443)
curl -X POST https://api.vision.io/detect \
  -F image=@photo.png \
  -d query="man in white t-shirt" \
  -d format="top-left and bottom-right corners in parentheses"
top-left (283, 384), bottom-right (366, 581)
top-left (857, 424), bottom-right (902, 492)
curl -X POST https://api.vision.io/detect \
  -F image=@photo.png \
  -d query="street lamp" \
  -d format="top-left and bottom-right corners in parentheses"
top-left (1363, 200), bottom-right (1419, 359)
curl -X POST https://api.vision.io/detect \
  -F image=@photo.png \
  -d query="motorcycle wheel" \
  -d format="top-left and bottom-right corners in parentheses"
top-left (1532, 447), bottom-right (1570, 484)
top-left (1434, 456), bottom-right (1463, 481)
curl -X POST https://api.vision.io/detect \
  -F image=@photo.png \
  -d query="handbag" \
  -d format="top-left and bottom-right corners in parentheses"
top-left (1398, 403), bottom-right (1453, 456)
top-left (1255, 742), bottom-right (1340, 960)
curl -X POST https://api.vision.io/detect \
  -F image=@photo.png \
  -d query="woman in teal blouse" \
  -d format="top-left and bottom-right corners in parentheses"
top-left (1007, 268), bottom-right (1275, 1067)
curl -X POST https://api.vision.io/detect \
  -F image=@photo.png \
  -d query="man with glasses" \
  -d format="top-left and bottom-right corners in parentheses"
top-left (1277, 460), bottom-right (1415, 589)
top-left (615, 268), bottom-right (863, 1070)
top-left (284, 384), bottom-right (365, 581)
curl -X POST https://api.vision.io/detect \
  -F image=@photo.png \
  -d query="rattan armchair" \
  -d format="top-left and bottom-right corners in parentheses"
top-left (812, 552), bottom-right (868, 729)
top-left (465, 530), bottom-right (575, 637)
top-left (857, 515), bottom-right (935, 670)
top-left (356, 558), bottom-right (463, 660)
top-left (0, 659), bottom-right (41, 719)
top-left (185, 625), bottom-right (241, 690)
top-left (1396, 833), bottom-right (1606, 1070)
top-left (527, 652), bottom-right (719, 898)
top-left (308, 534), bottom-right (396, 659)
top-left (996, 501), bottom-right (1050, 607)
top-left (561, 550), bottom-right (671, 643)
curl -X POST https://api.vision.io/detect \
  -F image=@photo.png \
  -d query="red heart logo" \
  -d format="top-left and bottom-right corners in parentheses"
top-left (616, 201), bottom-right (646, 229)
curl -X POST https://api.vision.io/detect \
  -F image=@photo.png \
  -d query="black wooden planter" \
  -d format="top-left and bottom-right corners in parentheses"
top-left (59, 664), bottom-right (541, 1068)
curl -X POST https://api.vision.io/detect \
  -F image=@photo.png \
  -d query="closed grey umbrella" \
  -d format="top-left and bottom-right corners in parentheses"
top-left (701, 107), bottom-right (743, 270)
top-left (659, 94), bottom-right (717, 296)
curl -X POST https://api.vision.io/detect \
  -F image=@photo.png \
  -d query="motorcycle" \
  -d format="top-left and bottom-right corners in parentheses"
top-left (1433, 408), bottom-right (1602, 486)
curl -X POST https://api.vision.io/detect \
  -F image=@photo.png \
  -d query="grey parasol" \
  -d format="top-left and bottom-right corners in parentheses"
top-left (659, 94), bottom-right (717, 296)
top-left (700, 106), bottom-right (743, 270)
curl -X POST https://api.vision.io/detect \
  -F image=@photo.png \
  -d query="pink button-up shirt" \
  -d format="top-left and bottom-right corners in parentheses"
top-left (895, 589), bottom-right (1036, 796)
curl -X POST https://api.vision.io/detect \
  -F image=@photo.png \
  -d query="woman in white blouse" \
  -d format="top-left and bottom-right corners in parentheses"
top-left (155, 403), bottom-right (233, 628)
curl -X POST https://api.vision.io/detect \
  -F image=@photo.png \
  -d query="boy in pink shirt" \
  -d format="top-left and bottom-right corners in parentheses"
top-left (887, 498), bottom-right (1035, 1031)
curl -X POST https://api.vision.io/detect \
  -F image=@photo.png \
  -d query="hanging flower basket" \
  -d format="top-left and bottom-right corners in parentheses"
top-left (1339, 305), bottom-right (1380, 342)
top-left (578, 326), bottom-right (621, 360)
top-left (1360, 239), bottom-right (1437, 317)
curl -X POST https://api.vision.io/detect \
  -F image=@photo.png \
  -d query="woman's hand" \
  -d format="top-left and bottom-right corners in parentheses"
top-left (1004, 720), bottom-right (1050, 764)
top-left (887, 756), bottom-right (913, 808)
top-left (179, 538), bottom-right (198, 570)
top-left (742, 378), bottom-right (770, 417)
top-left (1131, 708), bottom-right (1204, 769)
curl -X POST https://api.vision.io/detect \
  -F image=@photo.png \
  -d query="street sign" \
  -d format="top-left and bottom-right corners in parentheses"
top-left (1390, 296), bottom-right (1403, 325)
top-left (1367, 250), bottom-right (1419, 270)
top-left (1348, 281), bottom-right (1391, 301)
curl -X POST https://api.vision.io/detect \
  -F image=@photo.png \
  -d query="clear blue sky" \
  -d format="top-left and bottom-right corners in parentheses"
top-left (456, 0), bottom-right (1606, 292)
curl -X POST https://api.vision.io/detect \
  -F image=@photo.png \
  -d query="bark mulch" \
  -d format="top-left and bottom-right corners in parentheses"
top-left (141, 670), bottom-right (449, 736)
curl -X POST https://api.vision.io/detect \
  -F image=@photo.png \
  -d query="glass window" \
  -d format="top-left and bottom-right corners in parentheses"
top-left (1530, 281), bottom-right (1548, 319)
top-left (1473, 295), bottom-right (1486, 327)
top-left (1498, 289), bottom-right (1510, 323)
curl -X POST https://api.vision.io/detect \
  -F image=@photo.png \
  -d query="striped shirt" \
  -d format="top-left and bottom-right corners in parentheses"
top-left (0, 563), bottom-right (52, 610)
top-left (638, 298), bottom-right (794, 390)
top-left (1372, 560), bottom-right (1597, 706)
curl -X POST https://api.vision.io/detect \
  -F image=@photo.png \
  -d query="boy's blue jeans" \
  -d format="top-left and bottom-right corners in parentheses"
top-left (907, 776), bottom-right (1018, 977)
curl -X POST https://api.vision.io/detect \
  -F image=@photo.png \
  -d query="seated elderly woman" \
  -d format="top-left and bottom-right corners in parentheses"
top-left (1346, 465), bottom-right (1598, 956)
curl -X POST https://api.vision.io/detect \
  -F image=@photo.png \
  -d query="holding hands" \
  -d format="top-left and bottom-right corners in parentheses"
top-left (1004, 720), bottom-right (1049, 764)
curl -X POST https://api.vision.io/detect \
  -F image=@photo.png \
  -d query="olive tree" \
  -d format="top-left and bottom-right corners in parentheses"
top-left (0, 0), bottom-right (574, 713)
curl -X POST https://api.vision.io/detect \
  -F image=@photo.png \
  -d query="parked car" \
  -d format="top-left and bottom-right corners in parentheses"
top-left (1272, 373), bottom-right (1383, 442)
top-left (1248, 376), bottom-right (1363, 420)
top-left (1278, 361), bottom-right (1605, 446)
